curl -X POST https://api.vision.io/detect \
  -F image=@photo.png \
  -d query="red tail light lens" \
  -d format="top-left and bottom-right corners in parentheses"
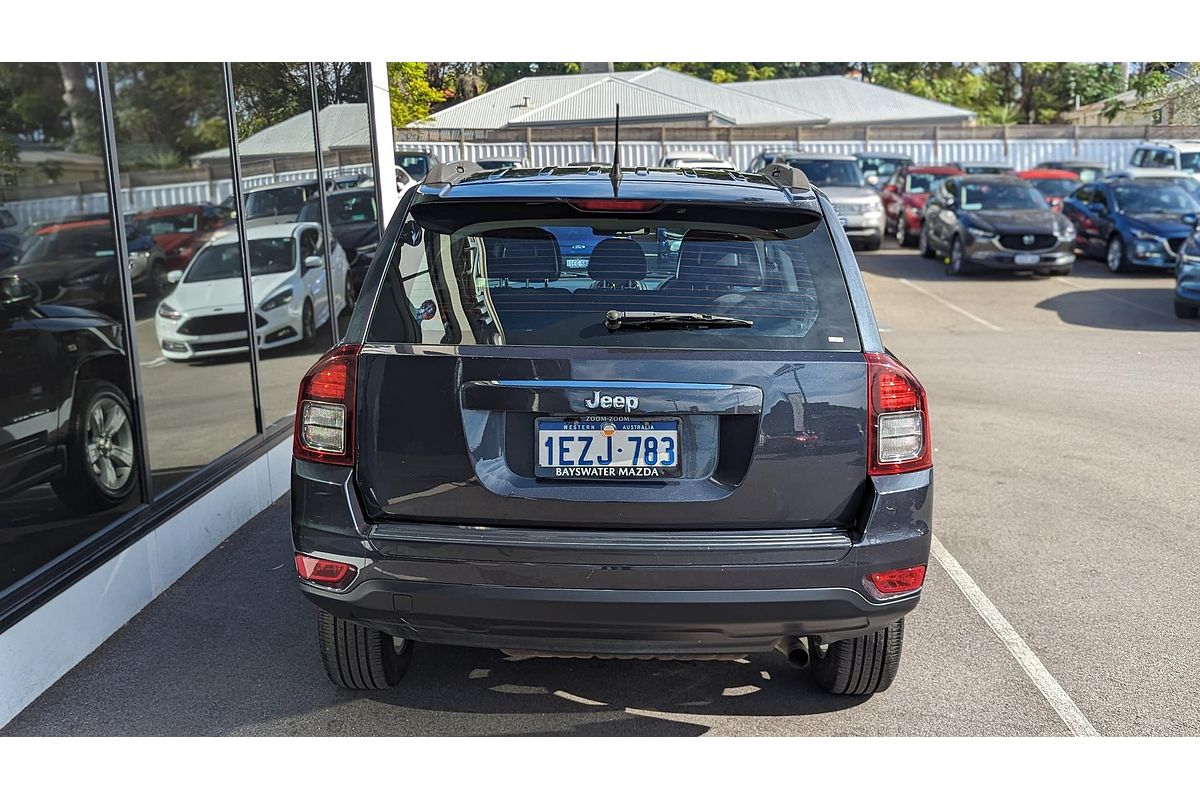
top-left (294, 343), bottom-right (360, 465)
top-left (865, 352), bottom-right (932, 475)
top-left (295, 553), bottom-right (356, 589)
top-left (867, 565), bottom-right (927, 596)
top-left (569, 199), bottom-right (663, 212)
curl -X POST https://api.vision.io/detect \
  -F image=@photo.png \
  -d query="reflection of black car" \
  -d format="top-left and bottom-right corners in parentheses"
top-left (2, 219), bottom-right (134, 317)
top-left (0, 275), bottom-right (138, 511)
top-left (298, 188), bottom-right (380, 305)
top-left (920, 174), bottom-right (1076, 276)
top-left (0, 205), bottom-right (21, 269)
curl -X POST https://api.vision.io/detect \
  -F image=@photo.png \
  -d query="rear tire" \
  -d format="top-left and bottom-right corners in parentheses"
top-left (896, 216), bottom-right (915, 247)
top-left (1175, 299), bottom-right (1199, 319)
top-left (810, 618), bottom-right (905, 695)
top-left (318, 609), bottom-right (412, 690)
top-left (946, 235), bottom-right (970, 275)
top-left (300, 299), bottom-right (316, 344)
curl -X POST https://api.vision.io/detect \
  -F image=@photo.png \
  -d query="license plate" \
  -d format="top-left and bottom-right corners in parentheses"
top-left (565, 257), bottom-right (588, 270)
top-left (1014, 253), bottom-right (1040, 265)
top-left (536, 417), bottom-right (681, 479)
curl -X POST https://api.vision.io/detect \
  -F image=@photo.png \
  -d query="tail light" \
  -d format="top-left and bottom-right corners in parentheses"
top-left (865, 352), bottom-right (932, 476)
top-left (295, 553), bottom-right (356, 589)
top-left (294, 343), bottom-right (360, 466)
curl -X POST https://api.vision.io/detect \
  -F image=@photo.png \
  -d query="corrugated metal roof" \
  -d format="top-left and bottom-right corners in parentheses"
top-left (194, 104), bottom-right (370, 162)
top-left (731, 76), bottom-right (975, 126)
top-left (508, 76), bottom-right (731, 127)
top-left (627, 68), bottom-right (829, 126)
top-left (415, 68), bottom-right (831, 130)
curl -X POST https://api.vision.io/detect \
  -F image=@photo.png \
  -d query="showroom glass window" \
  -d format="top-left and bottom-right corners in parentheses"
top-left (232, 63), bottom-right (335, 427)
top-left (105, 63), bottom-right (259, 498)
top-left (0, 63), bottom-right (143, 593)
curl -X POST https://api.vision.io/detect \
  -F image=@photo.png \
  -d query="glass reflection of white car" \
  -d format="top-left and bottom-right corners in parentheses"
top-left (155, 222), bottom-right (348, 361)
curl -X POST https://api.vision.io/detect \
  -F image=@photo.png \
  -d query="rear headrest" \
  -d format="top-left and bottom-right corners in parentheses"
top-left (675, 231), bottom-right (762, 288)
top-left (486, 228), bottom-right (561, 282)
top-left (587, 238), bottom-right (646, 284)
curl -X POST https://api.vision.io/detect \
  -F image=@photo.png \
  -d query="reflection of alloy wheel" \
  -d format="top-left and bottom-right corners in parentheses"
top-left (301, 300), bottom-right (316, 344)
top-left (150, 260), bottom-right (170, 299)
top-left (52, 380), bottom-right (137, 512)
top-left (1106, 236), bottom-right (1127, 273)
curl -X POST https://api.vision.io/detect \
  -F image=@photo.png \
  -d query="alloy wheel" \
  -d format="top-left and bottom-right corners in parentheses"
top-left (84, 396), bottom-right (135, 493)
top-left (1107, 238), bottom-right (1124, 273)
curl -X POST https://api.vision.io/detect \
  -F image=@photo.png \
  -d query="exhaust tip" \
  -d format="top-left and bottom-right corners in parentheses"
top-left (774, 637), bottom-right (810, 669)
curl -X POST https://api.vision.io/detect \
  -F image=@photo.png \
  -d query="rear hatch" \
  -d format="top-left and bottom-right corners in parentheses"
top-left (354, 184), bottom-right (870, 531)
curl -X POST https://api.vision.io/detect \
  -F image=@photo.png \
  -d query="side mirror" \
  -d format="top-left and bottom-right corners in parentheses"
top-left (400, 219), bottom-right (422, 247)
top-left (944, 195), bottom-right (956, 208)
top-left (0, 275), bottom-right (41, 317)
top-left (166, 269), bottom-right (183, 284)
top-left (1182, 212), bottom-right (1199, 228)
top-left (303, 255), bottom-right (323, 271)
top-left (883, 184), bottom-right (899, 194)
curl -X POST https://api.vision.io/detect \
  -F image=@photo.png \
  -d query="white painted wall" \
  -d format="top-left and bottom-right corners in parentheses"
top-left (0, 439), bottom-right (292, 729)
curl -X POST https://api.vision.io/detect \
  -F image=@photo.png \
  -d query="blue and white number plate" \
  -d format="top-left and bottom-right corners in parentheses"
top-left (536, 417), bottom-right (681, 479)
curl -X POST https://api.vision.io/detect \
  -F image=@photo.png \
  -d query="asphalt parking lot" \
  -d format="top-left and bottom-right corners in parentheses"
top-left (6, 243), bottom-right (1197, 736)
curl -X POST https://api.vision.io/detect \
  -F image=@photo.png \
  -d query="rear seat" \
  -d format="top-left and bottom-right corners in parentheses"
top-left (485, 229), bottom-right (571, 326)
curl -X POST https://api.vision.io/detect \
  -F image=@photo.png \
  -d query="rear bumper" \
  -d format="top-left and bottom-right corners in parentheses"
top-left (292, 461), bottom-right (932, 653)
top-left (300, 579), bottom-right (917, 655)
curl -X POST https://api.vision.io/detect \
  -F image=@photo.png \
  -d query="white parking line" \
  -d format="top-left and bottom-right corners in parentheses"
top-left (899, 279), bottom-right (1004, 331)
top-left (1055, 276), bottom-right (1179, 321)
top-left (930, 536), bottom-right (1099, 737)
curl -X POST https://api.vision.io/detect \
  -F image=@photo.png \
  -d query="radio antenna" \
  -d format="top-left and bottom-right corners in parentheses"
top-left (609, 103), bottom-right (622, 198)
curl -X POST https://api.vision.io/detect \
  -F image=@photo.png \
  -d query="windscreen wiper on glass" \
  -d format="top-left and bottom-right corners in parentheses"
top-left (604, 310), bottom-right (753, 331)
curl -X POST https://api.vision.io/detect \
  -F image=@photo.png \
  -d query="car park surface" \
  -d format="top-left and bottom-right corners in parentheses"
top-left (5, 237), bottom-right (1197, 736)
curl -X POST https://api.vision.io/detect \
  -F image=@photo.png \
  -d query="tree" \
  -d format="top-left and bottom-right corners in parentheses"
top-left (387, 62), bottom-right (445, 127)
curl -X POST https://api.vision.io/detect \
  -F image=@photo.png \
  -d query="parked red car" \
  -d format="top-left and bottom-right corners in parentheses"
top-left (882, 165), bottom-right (964, 247)
top-left (133, 204), bottom-right (232, 272)
top-left (1015, 169), bottom-right (1081, 213)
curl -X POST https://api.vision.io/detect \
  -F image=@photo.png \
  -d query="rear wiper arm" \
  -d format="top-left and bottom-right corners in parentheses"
top-left (604, 309), bottom-right (753, 331)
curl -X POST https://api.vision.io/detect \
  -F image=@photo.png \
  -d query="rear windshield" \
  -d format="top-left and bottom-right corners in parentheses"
top-left (368, 204), bottom-right (862, 352)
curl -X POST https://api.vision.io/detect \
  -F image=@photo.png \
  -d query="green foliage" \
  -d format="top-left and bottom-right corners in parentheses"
top-left (388, 62), bottom-right (446, 127)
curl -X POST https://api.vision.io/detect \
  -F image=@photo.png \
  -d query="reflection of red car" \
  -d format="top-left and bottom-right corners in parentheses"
top-left (133, 204), bottom-right (232, 271)
top-left (1015, 169), bottom-right (1080, 213)
top-left (881, 165), bottom-right (964, 246)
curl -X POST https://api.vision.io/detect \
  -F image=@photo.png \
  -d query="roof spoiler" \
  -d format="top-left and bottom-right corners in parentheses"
top-left (758, 163), bottom-right (812, 193)
top-left (424, 160), bottom-right (483, 186)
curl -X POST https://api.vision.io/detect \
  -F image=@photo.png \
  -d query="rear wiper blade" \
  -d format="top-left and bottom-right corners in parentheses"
top-left (604, 309), bottom-right (753, 331)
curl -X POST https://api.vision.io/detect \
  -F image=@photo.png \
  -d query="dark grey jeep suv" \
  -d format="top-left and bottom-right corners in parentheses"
top-left (290, 162), bottom-right (933, 696)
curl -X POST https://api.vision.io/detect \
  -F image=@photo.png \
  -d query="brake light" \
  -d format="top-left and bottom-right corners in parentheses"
top-left (867, 565), bottom-right (927, 596)
top-left (295, 553), bottom-right (356, 589)
top-left (569, 199), bottom-right (663, 212)
top-left (865, 352), bottom-right (931, 475)
top-left (294, 343), bottom-right (360, 465)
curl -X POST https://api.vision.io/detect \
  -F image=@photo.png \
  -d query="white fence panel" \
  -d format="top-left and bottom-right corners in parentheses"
top-left (6, 163), bottom-right (374, 227)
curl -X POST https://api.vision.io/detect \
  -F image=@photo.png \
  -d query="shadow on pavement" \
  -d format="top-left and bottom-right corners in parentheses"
top-left (1036, 288), bottom-right (1189, 331)
top-left (3, 500), bottom-right (867, 737)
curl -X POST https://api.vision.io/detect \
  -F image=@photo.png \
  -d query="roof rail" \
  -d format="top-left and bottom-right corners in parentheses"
top-left (758, 163), bottom-right (812, 192)
top-left (424, 160), bottom-right (483, 185)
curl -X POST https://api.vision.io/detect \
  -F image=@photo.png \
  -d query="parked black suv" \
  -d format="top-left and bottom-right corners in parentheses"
top-left (0, 275), bottom-right (137, 511)
top-left (291, 163), bottom-right (933, 696)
